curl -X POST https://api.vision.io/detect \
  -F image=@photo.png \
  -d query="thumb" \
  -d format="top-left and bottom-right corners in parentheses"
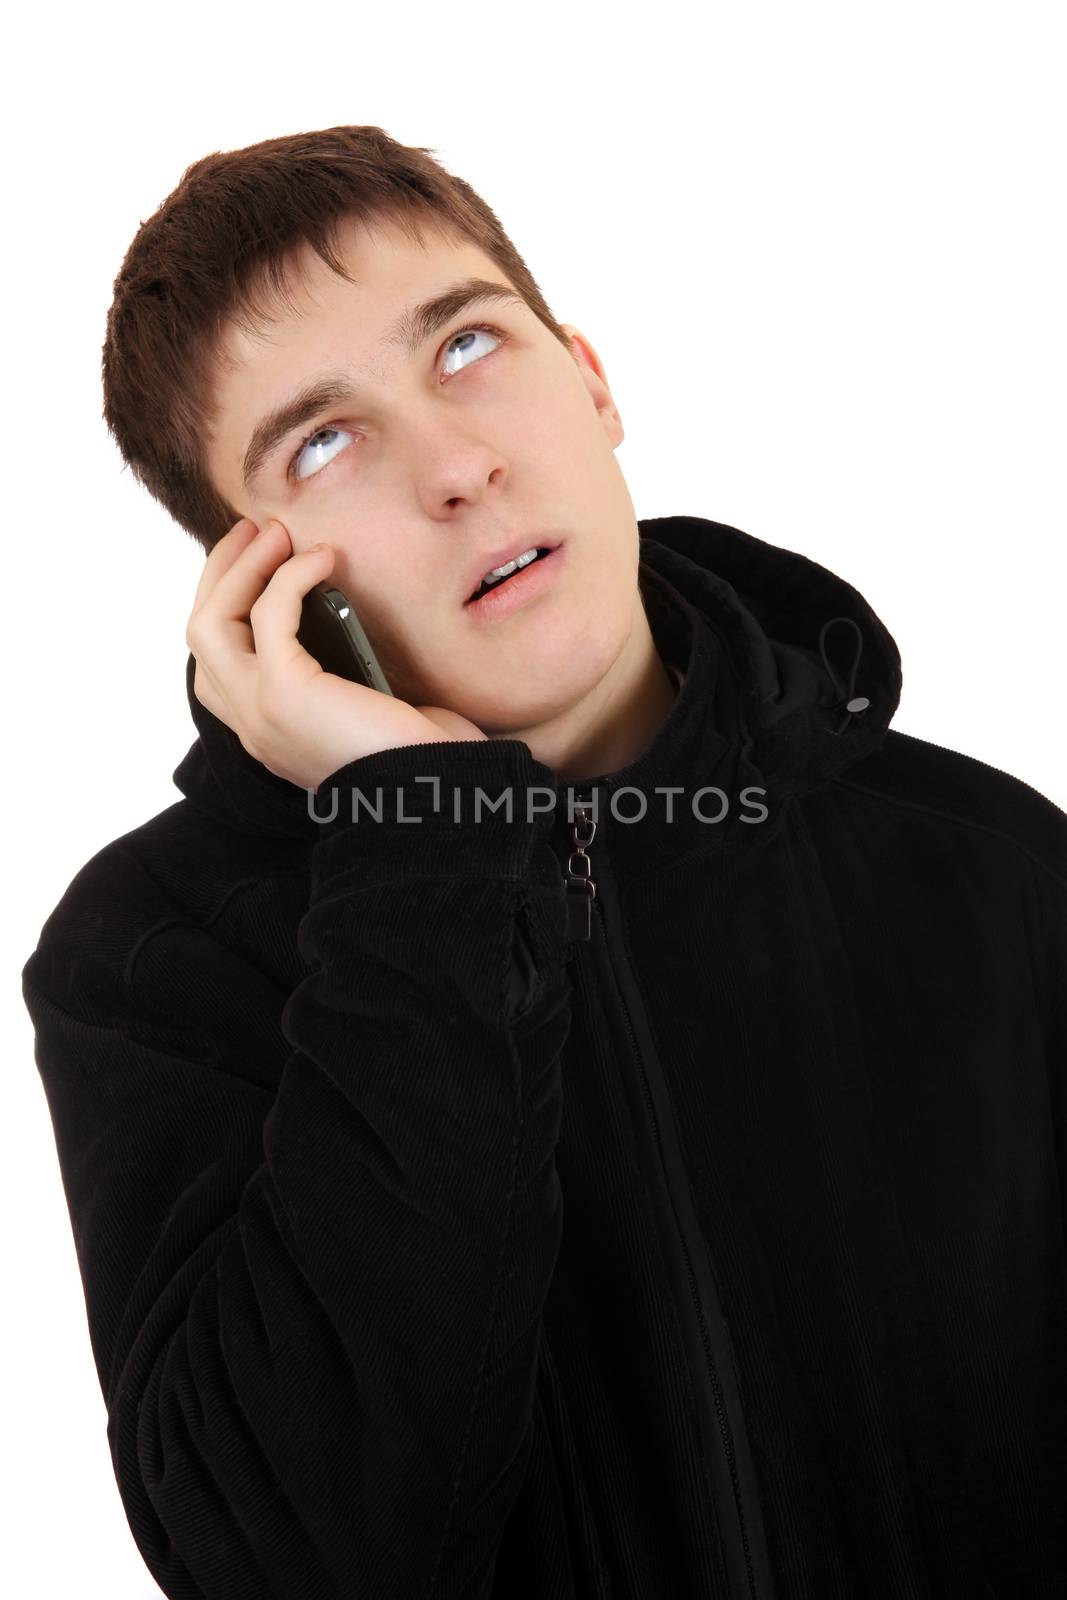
top-left (415, 706), bottom-right (489, 742)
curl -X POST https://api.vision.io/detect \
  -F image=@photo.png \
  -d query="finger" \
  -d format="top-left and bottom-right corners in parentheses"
top-left (214, 544), bottom-right (333, 747)
top-left (190, 517), bottom-right (259, 614)
top-left (192, 520), bottom-right (296, 668)
top-left (248, 542), bottom-right (336, 686)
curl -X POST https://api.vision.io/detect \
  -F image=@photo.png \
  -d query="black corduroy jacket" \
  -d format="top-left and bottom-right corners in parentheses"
top-left (21, 514), bottom-right (1067, 1599)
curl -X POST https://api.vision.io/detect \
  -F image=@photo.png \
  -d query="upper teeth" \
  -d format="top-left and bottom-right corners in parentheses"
top-left (482, 547), bottom-right (539, 584)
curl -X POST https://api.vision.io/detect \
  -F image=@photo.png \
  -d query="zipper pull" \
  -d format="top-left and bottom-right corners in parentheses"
top-left (562, 788), bottom-right (598, 941)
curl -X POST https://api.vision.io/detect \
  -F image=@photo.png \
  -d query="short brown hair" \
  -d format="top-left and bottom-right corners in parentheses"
top-left (102, 125), bottom-right (574, 555)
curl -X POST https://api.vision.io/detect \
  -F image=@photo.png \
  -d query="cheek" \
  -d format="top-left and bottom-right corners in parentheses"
top-left (322, 540), bottom-right (391, 604)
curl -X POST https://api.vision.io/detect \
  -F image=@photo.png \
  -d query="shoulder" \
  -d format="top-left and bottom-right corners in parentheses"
top-left (22, 798), bottom-right (309, 1011)
top-left (829, 728), bottom-right (1067, 895)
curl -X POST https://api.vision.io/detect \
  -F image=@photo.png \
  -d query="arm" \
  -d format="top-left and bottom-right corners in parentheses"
top-left (22, 737), bottom-right (571, 1600)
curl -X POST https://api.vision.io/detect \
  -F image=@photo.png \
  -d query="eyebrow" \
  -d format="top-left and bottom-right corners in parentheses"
top-left (240, 277), bottom-right (526, 493)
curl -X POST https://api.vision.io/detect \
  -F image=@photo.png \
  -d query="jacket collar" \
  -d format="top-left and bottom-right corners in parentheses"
top-left (172, 514), bottom-right (902, 864)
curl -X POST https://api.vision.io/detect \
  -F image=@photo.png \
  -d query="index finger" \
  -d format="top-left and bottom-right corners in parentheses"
top-left (190, 517), bottom-right (259, 613)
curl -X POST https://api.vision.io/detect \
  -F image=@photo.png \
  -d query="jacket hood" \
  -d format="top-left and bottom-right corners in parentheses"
top-left (172, 513), bottom-right (903, 859)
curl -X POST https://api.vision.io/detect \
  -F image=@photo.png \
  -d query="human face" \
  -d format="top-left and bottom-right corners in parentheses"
top-left (204, 214), bottom-right (649, 745)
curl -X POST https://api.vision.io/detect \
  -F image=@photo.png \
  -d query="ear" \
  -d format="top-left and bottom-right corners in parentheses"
top-left (559, 323), bottom-right (624, 444)
top-left (559, 323), bottom-right (600, 375)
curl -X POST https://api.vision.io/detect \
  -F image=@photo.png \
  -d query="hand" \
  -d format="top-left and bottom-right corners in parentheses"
top-left (186, 518), bottom-right (489, 791)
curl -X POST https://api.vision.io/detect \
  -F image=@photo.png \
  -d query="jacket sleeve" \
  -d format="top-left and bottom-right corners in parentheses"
top-left (21, 737), bottom-right (572, 1600)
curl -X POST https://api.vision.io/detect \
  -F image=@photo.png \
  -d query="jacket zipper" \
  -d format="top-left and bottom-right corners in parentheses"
top-left (560, 788), bottom-right (599, 941)
top-left (556, 788), bottom-right (774, 1598)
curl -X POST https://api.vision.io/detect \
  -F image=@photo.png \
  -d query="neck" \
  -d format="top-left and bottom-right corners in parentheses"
top-left (495, 597), bottom-right (680, 782)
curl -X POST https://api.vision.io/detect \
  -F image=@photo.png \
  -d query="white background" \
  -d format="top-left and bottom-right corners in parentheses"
top-left (5, 1), bottom-right (1065, 1594)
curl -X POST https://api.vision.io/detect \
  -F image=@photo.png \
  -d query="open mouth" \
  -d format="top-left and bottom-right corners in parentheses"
top-left (466, 545), bottom-right (559, 604)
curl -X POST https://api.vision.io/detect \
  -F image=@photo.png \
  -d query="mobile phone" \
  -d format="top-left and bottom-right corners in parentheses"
top-left (297, 581), bottom-right (394, 696)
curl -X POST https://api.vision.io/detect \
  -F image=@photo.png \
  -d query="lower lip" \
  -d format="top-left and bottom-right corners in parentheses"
top-left (463, 544), bottom-right (565, 622)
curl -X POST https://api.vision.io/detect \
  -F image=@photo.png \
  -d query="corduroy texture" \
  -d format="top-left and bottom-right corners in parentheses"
top-left (22, 514), bottom-right (1067, 1598)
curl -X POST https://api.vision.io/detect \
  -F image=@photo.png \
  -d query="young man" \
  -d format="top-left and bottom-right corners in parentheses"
top-left (21, 125), bottom-right (1067, 1599)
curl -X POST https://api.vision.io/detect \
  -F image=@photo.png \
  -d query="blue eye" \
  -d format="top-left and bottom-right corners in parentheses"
top-left (439, 323), bottom-right (501, 378)
top-left (290, 424), bottom-right (351, 484)
top-left (287, 321), bottom-right (508, 485)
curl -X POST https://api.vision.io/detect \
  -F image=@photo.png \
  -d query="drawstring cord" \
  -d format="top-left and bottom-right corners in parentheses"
top-left (818, 617), bottom-right (871, 735)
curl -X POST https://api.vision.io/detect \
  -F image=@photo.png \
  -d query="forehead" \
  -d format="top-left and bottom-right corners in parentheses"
top-left (215, 214), bottom-right (500, 375)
